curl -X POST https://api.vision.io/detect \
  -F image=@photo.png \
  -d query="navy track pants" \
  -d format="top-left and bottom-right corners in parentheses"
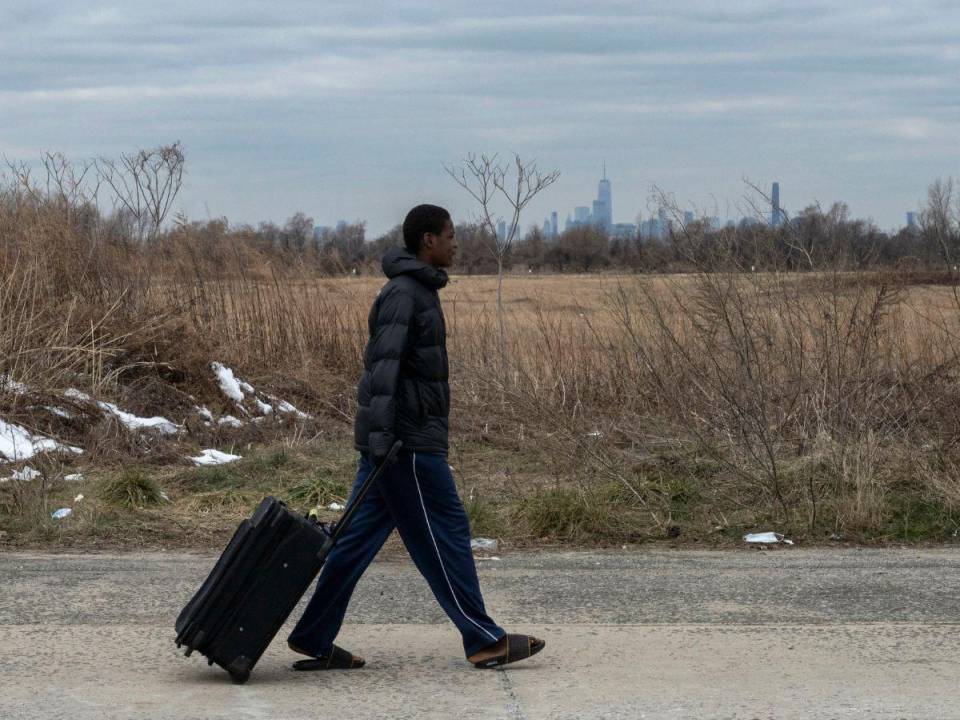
top-left (288, 450), bottom-right (505, 658)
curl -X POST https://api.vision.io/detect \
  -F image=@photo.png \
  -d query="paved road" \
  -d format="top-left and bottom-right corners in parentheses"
top-left (2, 547), bottom-right (959, 719)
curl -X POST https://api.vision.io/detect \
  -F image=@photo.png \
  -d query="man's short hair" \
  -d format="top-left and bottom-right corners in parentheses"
top-left (403, 204), bottom-right (451, 254)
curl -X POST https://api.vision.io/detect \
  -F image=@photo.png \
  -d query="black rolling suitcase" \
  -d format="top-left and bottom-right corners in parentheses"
top-left (175, 440), bottom-right (402, 684)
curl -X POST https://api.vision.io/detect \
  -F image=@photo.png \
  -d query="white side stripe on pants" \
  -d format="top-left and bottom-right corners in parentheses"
top-left (411, 452), bottom-right (499, 643)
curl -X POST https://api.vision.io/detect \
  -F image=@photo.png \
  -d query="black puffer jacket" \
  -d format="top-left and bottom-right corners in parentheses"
top-left (354, 246), bottom-right (450, 456)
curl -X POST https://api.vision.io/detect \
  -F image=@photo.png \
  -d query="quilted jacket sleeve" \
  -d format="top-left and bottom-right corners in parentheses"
top-left (367, 283), bottom-right (415, 458)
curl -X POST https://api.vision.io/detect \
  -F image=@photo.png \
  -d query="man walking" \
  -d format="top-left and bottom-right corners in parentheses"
top-left (287, 204), bottom-right (545, 670)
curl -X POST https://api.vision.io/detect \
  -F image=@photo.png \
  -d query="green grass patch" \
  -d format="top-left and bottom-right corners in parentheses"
top-left (880, 494), bottom-right (960, 541)
top-left (184, 489), bottom-right (260, 515)
top-left (98, 468), bottom-right (162, 508)
top-left (283, 467), bottom-right (351, 510)
top-left (463, 494), bottom-right (504, 538)
top-left (515, 482), bottom-right (647, 542)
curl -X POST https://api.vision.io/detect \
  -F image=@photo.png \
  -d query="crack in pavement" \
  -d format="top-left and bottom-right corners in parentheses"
top-left (497, 669), bottom-right (528, 720)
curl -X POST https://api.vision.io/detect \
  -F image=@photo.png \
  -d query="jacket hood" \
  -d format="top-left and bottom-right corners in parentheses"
top-left (381, 246), bottom-right (449, 289)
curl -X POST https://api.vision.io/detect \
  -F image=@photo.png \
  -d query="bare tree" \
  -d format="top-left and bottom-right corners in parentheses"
top-left (96, 142), bottom-right (185, 242)
top-left (445, 153), bottom-right (559, 359)
top-left (920, 177), bottom-right (957, 265)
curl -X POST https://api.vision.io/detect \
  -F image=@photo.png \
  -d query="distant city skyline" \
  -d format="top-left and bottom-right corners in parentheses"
top-left (321, 168), bottom-right (931, 239)
top-left (2, 2), bottom-right (956, 236)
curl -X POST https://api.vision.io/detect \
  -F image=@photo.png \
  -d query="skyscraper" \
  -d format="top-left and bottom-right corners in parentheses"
top-left (550, 211), bottom-right (558, 239)
top-left (771, 182), bottom-right (782, 228)
top-left (592, 162), bottom-right (613, 231)
top-left (497, 220), bottom-right (506, 242)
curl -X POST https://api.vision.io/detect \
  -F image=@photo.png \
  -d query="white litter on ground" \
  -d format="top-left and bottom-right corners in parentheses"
top-left (12, 466), bottom-right (41, 482)
top-left (743, 531), bottom-right (794, 545)
top-left (74, 494), bottom-right (84, 502)
top-left (195, 406), bottom-right (214, 422)
top-left (327, 502), bottom-right (345, 511)
top-left (64, 473), bottom-right (84, 482)
top-left (97, 401), bottom-right (181, 435)
top-left (189, 449), bottom-right (242, 466)
top-left (211, 362), bottom-right (246, 403)
top-left (51, 508), bottom-right (72, 520)
top-left (0, 419), bottom-right (83, 462)
top-left (160, 491), bottom-right (171, 502)
top-left (471, 538), bottom-right (499, 552)
top-left (586, 430), bottom-right (604, 438)
top-left (218, 415), bottom-right (243, 428)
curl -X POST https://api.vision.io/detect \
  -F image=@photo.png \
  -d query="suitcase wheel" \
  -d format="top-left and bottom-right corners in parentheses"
top-left (227, 656), bottom-right (252, 685)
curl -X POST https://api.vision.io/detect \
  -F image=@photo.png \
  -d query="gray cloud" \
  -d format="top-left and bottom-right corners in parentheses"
top-left (1, 1), bottom-right (958, 232)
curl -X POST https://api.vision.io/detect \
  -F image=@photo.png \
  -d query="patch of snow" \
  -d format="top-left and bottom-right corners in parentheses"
top-left (743, 531), bottom-right (794, 545)
top-left (45, 406), bottom-right (74, 419)
top-left (272, 397), bottom-right (312, 419)
top-left (64, 473), bottom-right (84, 482)
top-left (65, 389), bottom-right (181, 435)
top-left (239, 380), bottom-right (256, 395)
top-left (190, 449), bottom-right (242, 466)
top-left (97, 401), bottom-right (181, 435)
top-left (1, 374), bottom-right (28, 394)
top-left (586, 430), bottom-right (603, 438)
top-left (254, 398), bottom-right (273, 415)
top-left (218, 415), bottom-right (243, 429)
top-left (327, 502), bottom-right (345, 511)
top-left (195, 406), bottom-right (214, 422)
top-left (211, 362), bottom-right (246, 403)
top-left (51, 508), bottom-right (72, 520)
top-left (0, 420), bottom-right (83, 462)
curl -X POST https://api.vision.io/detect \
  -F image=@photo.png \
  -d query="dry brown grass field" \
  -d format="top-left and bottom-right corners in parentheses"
top-left (3, 191), bottom-right (960, 549)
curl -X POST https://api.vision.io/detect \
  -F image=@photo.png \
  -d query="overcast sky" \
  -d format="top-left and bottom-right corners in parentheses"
top-left (2, 1), bottom-right (958, 234)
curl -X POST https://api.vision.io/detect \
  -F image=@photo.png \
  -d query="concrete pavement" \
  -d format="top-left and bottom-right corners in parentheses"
top-left (1, 547), bottom-right (959, 719)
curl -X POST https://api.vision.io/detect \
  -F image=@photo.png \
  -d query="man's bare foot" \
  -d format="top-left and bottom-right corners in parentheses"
top-left (467, 636), bottom-right (508, 664)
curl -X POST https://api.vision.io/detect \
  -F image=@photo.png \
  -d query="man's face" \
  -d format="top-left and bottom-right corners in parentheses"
top-left (422, 219), bottom-right (457, 268)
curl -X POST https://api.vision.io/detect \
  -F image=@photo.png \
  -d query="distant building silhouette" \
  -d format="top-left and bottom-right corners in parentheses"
top-left (592, 163), bottom-right (613, 232)
top-left (550, 211), bottom-right (558, 239)
top-left (497, 220), bottom-right (506, 242)
top-left (906, 211), bottom-right (918, 233)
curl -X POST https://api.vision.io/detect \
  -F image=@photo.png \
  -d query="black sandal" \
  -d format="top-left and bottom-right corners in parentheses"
top-left (472, 634), bottom-right (545, 669)
top-left (290, 642), bottom-right (365, 671)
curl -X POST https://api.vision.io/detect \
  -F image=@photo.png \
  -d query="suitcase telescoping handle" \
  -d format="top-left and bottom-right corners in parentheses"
top-left (329, 440), bottom-right (403, 544)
